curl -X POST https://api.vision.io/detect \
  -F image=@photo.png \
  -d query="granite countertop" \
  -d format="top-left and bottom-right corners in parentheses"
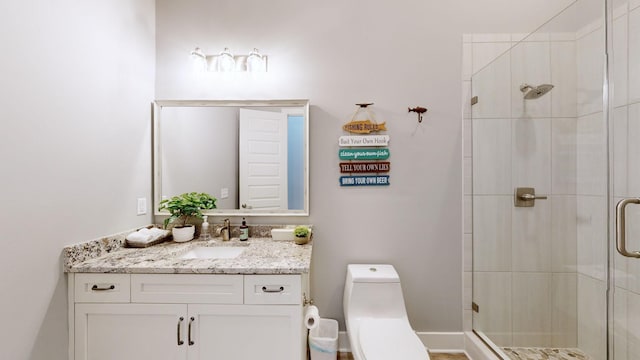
top-left (64, 237), bottom-right (312, 275)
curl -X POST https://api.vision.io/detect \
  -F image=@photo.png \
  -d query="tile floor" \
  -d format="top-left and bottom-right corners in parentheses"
top-left (337, 352), bottom-right (468, 359)
top-left (502, 347), bottom-right (590, 360)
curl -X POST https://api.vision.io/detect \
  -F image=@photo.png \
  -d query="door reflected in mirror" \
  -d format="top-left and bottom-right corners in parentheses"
top-left (153, 100), bottom-right (309, 216)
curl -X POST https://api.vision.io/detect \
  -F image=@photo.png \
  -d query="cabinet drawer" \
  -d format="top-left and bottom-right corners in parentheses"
top-left (244, 275), bottom-right (301, 305)
top-left (74, 273), bottom-right (131, 303)
top-left (131, 274), bottom-right (243, 304)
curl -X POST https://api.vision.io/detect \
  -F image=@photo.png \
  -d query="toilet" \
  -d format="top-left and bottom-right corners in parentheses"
top-left (343, 264), bottom-right (430, 360)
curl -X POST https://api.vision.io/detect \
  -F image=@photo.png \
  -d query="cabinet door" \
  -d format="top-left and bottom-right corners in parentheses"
top-left (188, 304), bottom-right (303, 360)
top-left (75, 303), bottom-right (188, 360)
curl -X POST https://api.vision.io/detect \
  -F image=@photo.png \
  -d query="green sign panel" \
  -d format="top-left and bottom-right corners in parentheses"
top-left (340, 175), bottom-right (390, 186)
top-left (338, 148), bottom-right (390, 160)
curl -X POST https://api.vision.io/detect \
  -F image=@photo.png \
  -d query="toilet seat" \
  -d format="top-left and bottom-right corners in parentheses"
top-left (358, 318), bottom-right (429, 360)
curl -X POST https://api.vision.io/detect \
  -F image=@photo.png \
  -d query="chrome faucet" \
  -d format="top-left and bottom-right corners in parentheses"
top-left (219, 218), bottom-right (231, 241)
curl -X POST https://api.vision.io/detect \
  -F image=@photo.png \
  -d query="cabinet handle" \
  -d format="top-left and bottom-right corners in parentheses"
top-left (262, 286), bottom-right (285, 293)
top-left (91, 284), bottom-right (115, 291)
top-left (177, 317), bottom-right (184, 345)
top-left (188, 317), bottom-right (195, 346)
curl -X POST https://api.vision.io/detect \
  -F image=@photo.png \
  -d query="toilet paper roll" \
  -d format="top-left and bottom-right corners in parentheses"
top-left (304, 305), bottom-right (319, 330)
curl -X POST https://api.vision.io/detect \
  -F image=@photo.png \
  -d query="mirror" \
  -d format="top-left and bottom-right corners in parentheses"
top-left (153, 100), bottom-right (309, 216)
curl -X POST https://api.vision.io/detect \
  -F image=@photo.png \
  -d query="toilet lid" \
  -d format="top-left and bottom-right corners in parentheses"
top-left (358, 319), bottom-right (429, 360)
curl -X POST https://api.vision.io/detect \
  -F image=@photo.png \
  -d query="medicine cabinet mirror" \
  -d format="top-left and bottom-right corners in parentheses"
top-left (153, 100), bottom-right (309, 216)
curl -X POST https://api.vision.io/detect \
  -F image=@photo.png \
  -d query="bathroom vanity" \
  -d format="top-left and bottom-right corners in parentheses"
top-left (64, 237), bottom-right (312, 360)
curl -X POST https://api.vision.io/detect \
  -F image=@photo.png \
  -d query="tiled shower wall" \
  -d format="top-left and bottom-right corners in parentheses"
top-left (463, 1), bottom-right (640, 358)
top-left (463, 30), bottom-right (580, 348)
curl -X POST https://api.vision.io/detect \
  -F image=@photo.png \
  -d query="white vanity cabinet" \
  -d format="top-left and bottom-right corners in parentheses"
top-left (69, 273), bottom-right (309, 360)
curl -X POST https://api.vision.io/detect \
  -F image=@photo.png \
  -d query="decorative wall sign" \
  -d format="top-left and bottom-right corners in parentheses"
top-left (339, 135), bottom-right (389, 147)
top-left (338, 148), bottom-right (390, 160)
top-left (342, 120), bottom-right (387, 134)
top-left (340, 175), bottom-right (390, 186)
top-left (339, 162), bottom-right (390, 173)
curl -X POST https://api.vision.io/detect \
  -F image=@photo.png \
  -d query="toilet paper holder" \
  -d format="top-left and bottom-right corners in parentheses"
top-left (303, 293), bottom-right (314, 306)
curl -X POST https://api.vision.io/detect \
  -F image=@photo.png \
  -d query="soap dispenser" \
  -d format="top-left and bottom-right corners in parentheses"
top-left (239, 218), bottom-right (249, 241)
top-left (201, 215), bottom-right (210, 240)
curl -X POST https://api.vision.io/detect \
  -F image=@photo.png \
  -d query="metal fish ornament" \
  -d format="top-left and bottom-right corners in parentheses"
top-left (342, 120), bottom-right (387, 134)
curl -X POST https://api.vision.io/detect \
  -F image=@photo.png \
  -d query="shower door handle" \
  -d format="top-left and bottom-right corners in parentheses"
top-left (616, 198), bottom-right (640, 258)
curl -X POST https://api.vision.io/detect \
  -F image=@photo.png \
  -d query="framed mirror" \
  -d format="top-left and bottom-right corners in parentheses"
top-left (153, 100), bottom-right (309, 216)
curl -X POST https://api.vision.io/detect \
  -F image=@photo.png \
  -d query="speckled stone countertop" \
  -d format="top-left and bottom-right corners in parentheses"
top-left (64, 236), bottom-right (312, 275)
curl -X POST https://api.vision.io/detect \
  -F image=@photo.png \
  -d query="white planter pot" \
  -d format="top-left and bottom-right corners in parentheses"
top-left (172, 225), bottom-right (195, 242)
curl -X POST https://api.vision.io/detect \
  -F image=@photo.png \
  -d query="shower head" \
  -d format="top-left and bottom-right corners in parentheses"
top-left (520, 83), bottom-right (554, 99)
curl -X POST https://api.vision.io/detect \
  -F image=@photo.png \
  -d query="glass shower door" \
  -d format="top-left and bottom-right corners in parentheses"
top-left (610, 1), bottom-right (640, 359)
top-left (470, 0), bottom-right (609, 359)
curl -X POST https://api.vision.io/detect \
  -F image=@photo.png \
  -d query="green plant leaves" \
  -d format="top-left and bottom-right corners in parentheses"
top-left (159, 192), bottom-right (217, 228)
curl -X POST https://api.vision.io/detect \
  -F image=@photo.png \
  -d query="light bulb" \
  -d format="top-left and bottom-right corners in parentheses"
top-left (217, 48), bottom-right (235, 72)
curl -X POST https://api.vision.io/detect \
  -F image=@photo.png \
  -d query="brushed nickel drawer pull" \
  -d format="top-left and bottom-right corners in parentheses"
top-left (91, 284), bottom-right (115, 291)
top-left (177, 317), bottom-right (184, 345)
top-left (262, 286), bottom-right (285, 293)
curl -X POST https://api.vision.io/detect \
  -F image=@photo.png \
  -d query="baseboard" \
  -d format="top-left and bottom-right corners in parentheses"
top-left (338, 331), bottom-right (466, 353)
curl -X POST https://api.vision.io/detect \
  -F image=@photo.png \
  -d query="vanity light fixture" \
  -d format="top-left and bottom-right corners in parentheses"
top-left (190, 47), bottom-right (207, 72)
top-left (189, 47), bottom-right (268, 73)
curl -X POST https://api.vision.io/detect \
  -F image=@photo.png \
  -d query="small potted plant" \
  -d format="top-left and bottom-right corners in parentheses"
top-left (293, 225), bottom-right (311, 245)
top-left (159, 192), bottom-right (217, 242)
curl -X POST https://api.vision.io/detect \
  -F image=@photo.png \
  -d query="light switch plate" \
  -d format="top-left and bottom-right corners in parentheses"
top-left (221, 188), bottom-right (229, 199)
top-left (137, 198), bottom-right (147, 215)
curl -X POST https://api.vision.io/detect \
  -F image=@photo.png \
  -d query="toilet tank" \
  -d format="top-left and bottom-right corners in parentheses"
top-left (343, 264), bottom-right (408, 321)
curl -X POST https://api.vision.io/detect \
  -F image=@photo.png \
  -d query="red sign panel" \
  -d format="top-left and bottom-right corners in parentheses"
top-left (339, 162), bottom-right (390, 174)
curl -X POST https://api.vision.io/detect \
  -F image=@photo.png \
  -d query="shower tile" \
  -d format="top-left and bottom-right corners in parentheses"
top-left (551, 273), bottom-right (577, 348)
top-left (511, 42), bottom-right (552, 118)
top-left (613, 106), bottom-right (629, 197)
top-left (473, 271), bottom-right (512, 346)
top-left (613, 13), bottom-right (629, 108)
top-left (462, 81), bottom-right (472, 120)
top-left (472, 42), bottom-right (511, 74)
top-left (512, 199), bottom-right (552, 272)
top-left (627, 8), bottom-right (640, 103)
top-left (464, 233), bottom-right (472, 272)
top-left (577, 274), bottom-right (607, 360)
top-left (472, 49), bottom-right (511, 119)
top-left (627, 104), bottom-right (640, 196)
top-left (551, 196), bottom-right (577, 273)
top-left (626, 290), bottom-right (640, 359)
top-left (623, 198), bottom-right (640, 294)
top-left (550, 41), bottom-right (577, 118)
top-left (576, 27), bottom-right (604, 117)
top-left (463, 309), bottom-right (472, 331)
top-left (512, 272), bottom-right (552, 347)
top-left (472, 33), bottom-right (511, 44)
top-left (550, 32), bottom-right (576, 42)
top-left (576, 112), bottom-right (607, 197)
top-left (614, 287), bottom-right (628, 360)
top-left (472, 196), bottom-right (512, 272)
top-left (512, 117), bottom-right (552, 195)
top-left (632, 0), bottom-right (640, 11)
top-left (464, 271), bottom-right (472, 310)
top-left (464, 195), bottom-right (472, 234)
top-left (463, 44), bottom-right (473, 81)
top-left (472, 118), bottom-right (511, 195)
top-left (464, 157), bottom-right (472, 195)
top-left (576, 195), bottom-right (607, 281)
top-left (551, 118), bottom-right (577, 195)
top-left (464, 119), bottom-right (472, 157)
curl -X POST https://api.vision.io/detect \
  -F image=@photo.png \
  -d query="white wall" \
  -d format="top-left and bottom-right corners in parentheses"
top-left (0, 1), bottom-right (155, 359)
top-left (156, 0), bottom-right (574, 332)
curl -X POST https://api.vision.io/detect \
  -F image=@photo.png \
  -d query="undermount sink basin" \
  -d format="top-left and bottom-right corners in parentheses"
top-left (180, 246), bottom-right (245, 260)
